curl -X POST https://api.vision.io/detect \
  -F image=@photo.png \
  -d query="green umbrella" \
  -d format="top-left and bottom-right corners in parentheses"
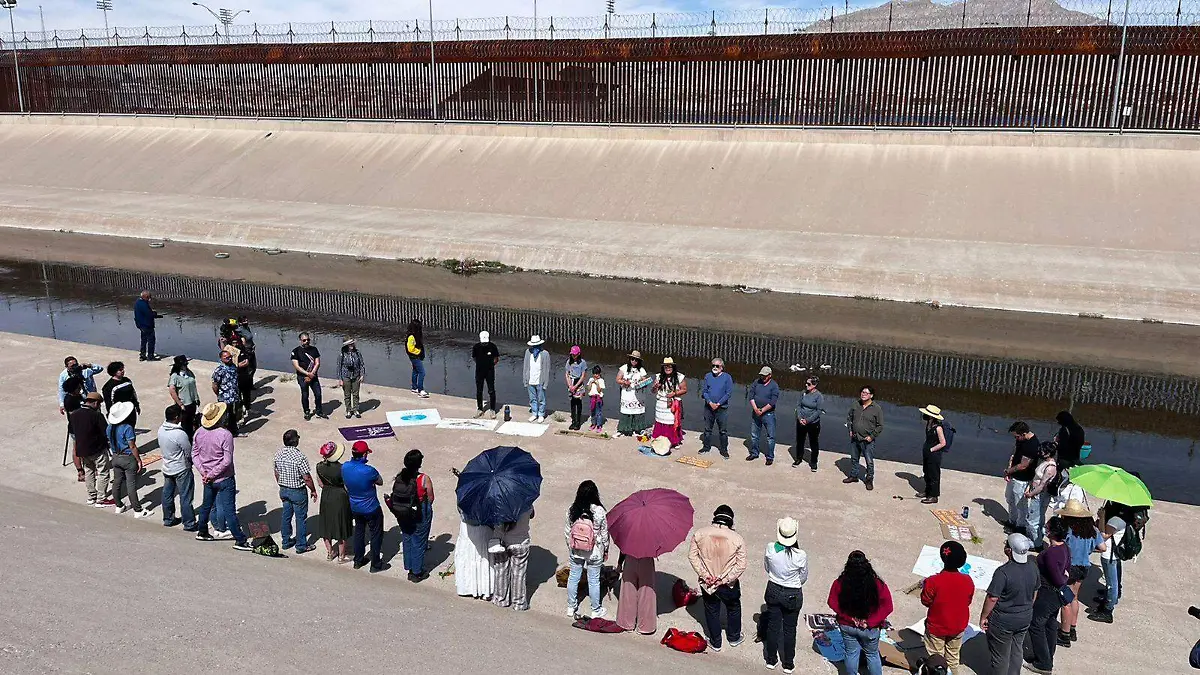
top-left (1068, 464), bottom-right (1152, 507)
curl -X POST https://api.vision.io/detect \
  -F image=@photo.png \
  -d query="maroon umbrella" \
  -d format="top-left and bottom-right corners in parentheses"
top-left (607, 488), bottom-right (694, 559)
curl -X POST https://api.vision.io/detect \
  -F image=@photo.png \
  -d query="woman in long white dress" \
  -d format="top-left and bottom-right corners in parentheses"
top-left (455, 512), bottom-right (494, 599)
top-left (616, 351), bottom-right (651, 437)
top-left (651, 357), bottom-right (688, 448)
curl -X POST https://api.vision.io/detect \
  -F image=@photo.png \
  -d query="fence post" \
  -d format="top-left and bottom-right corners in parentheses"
top-left (331, 21), bottom-right (337, 43)
top-left (1108, 0), bottom-right (1131, 128)
top-left (181, 26), bottom-right (187, 47)
top-left (830, 6), bottom-right (834, 32)
top-left (888, 1), bottom-right (894, 31)
top-left (368, 19), bottom-right (374, 42)
top-left (962, 0), bottom-right (968, 28)
top-left (764, 8), bottom-right (769, 34)
top-left (549, 17), bottom-right (554, 40)
top-left (145, 26), bottom-right (150, 46)
top-left (651, 13), bottom-right (656, 39)
top-left (1026, 0), bottom-right (1033, 26)
top-left (505, 16), bottom-right (511, 40)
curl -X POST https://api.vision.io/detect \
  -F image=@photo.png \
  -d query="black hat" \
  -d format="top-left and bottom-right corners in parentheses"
top-left (940, 540), bottom-right (967, 570)
top-left (712, 504), bottom-right (735, 528)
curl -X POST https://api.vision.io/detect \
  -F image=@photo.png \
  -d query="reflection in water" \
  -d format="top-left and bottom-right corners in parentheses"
top-left (1, 259), bottom-right (1197, 505)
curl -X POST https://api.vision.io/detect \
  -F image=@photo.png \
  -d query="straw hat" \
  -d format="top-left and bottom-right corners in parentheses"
top-left (627, 350), bottom-right (643, 360)
top-left (342, 338), bottom-right (356, 347)
top-left (527, 335), bottom-right (545, 346)
top-left (662, 357), bottom-right (675, 366)
top-left (200, 402), bottom-right (228, 429)
top-left (106, 401), bottom-right (134, 425)
top-left (919, 404), bottom-right (945, 421)
top-left (84, 392), bottom-right (104, 403)
top-left (776, 517), bottom-right (799, 547)
top-left (1057, 498), bottom-right (1092, 519)
top-left (320, 441), bottom-right (345, 462)
top-left (651, 436), bottom-right (672, 456)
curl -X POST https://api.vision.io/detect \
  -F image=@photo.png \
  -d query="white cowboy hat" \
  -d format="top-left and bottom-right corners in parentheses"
top-left (106, 401), bottom-right (135, 425)
top-left (776, 517), bottom-right (799, 547)
top-left (919, 404), bottom-right (945, 421)
top-left (527, 335), bottom-right (545, 346)
top-left (651, 436), bottom-right (672, 456)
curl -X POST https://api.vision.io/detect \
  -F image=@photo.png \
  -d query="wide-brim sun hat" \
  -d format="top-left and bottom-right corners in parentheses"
top-left (200, 402), bottom-right (228, 429)
top-left (662, 357), bottom-right (675, 366)
top-left (320, 441), bottom-right (345, 462)
top-left (776, 517), bottom-right (799, 546)
top-left (1056, 498), bottom-right (1093, 519)
top-left (919, 404), bottom-right (945, 421)
top-left (627, 350), bottom-right (643, 360)
top-left (342, 338), bottom-right (356, 347)
top-left (106, 401), bottom-right (135, 425)
top-left (527, 335), bottom-right (545, 346)
top-left (651, 436), bottom-right (672, 456)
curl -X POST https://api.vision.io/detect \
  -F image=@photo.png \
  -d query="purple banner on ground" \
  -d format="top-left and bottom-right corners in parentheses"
top-left (339, 423), bottom-right (396, 441)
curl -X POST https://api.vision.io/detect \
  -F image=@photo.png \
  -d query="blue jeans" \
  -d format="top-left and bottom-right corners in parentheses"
top-left (701, 405), bottom-right (729, 454)
top-left (702, 582), bottom-right (743, 649)
top-left (567, 559), bottom-right (602, 613)
top-left (352, 507), bottom-right (385, 569)
top-left (590, 399), bottom-right (605, 427)
top-left (1102, 556), bottom-right (1120, 610)
top-left (410, 357), bottom-right (426, 391)
top-left (298, 377), bottom-right (322, 415)
top-left (849, 438), bottom-right (876, 481)
top-left (161, 468), bottom-right (196, 529)
top-left (279, 486), bottom-right (309, 549)
top-left (139, 327), bottom-right (156, 357)
top-left (749, 411), bottom-right (777, 460)
top-left (403, 502), bottom-right (433, 574)
top-left (840, 624), bottom-right (882, 675)
top-left (527, 384), bottom-right (546, 417)
top-left (197, 475), bottom-right (246, 545)
top-left (1027, 491), bottom-right (1048, 544)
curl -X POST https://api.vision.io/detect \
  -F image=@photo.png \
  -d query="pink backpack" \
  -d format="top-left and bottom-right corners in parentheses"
top-left (570, 515), bottom-right (596, 552)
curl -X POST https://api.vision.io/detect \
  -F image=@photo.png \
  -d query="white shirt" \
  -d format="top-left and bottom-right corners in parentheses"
top-left (527, 352), bottom-right (546, 386)
top-left (1099, 516), bottom-right (1127, 561)
top-left (764, 543), bottom-right (808, 589)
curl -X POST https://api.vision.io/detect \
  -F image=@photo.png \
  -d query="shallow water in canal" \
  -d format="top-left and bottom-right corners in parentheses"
top-left (2, 259), bottom-right (1196, 505)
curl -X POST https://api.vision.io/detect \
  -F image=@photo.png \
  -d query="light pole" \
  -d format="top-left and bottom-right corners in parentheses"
top-left (96, 0), bottom-right (112, 34)
top-left (191, 2), bottom-right (249, 41)
top-left (1, 0), bottom-right (22, 113)
top-left (427, 0), bottom-right (437, 119)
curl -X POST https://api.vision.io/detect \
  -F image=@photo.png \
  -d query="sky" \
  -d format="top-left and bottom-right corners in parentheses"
top-left (4, 0), bottom-right (824, 34)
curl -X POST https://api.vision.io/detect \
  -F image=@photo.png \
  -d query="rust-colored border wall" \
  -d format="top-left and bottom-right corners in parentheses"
top-left (3, 27), bottom-right (1200, 128)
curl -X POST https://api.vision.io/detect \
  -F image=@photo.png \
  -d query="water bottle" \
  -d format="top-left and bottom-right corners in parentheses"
top-left (962, 506), bottom-right (970, 520)
top-left (503, 405), bottom-right (511, 422)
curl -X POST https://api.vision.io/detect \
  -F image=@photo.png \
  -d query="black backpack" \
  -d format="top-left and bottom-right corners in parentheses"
top-left (1116, 524), bottom-right (1142, 561)
top-left (1045, 463), bottom-right (1066, 497)
top-left (387, 474), bottom-right (421, 531)
top-left (940, 421), bottom-right (956, 451)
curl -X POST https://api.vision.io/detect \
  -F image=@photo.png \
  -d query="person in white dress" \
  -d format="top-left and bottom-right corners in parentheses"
top-left (651, 358), bottom-right (688, 448)
top-left (455, 511), bottom-right (494, 600)
top-left (615, 351), bottom-right (651, 437)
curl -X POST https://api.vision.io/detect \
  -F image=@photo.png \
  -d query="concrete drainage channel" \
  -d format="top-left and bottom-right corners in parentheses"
top-left (13, 258), bottom-right (1199, 417)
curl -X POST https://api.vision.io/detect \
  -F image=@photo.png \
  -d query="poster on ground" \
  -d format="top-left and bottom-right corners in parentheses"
top-left (386, 409), bottom-right (442, 428)
top-left (495, 421), bottom-right (549, 438)
top-left (436, 418), bottom-right (500, 432)
top-left (339, 423), bottom-right (396, 441)
top-left (911, 545), bottom-right (1001, 591)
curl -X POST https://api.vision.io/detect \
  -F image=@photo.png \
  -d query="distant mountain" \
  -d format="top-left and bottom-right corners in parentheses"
top-left (801, 0), bottom-right (1109, 33)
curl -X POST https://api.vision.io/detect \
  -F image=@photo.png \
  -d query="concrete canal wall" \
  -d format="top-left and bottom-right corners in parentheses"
top-left (1, 115), bottom-right (1199, 323)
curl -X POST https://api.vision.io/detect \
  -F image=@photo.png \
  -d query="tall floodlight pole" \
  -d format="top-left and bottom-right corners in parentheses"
top-left (191, 2), bottom-right (248, 42)
top-left (96, 0), bottom-right (112, 33)
top-left (428, 0), bottom-right (437, 119)
top-left (2, 0), bottom-right (22, 113)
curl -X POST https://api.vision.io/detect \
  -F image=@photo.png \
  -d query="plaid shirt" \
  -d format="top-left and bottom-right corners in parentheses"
top-left (273, 445), bottom-right (312, 489)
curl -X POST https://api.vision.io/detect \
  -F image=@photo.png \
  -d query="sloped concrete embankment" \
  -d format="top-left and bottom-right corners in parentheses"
top-left (0, 115), bottom-right (1198, 322)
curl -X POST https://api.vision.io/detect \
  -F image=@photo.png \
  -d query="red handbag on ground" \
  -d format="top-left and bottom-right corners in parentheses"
top-left (672, 578), bottom-right (700, 607)
top-left (661, 627), bottom-right (707, 653)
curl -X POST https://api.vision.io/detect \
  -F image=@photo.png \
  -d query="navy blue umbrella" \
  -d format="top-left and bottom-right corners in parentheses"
top-left (456, 446), bottom-right (543, 527)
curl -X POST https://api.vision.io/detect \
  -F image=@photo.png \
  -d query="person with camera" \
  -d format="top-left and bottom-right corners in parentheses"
top-left (58, 356), bottom-right (103, 415)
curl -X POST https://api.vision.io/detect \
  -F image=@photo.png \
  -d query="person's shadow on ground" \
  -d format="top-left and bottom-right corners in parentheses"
top-left (896, 471), bottom-right (923, 494)
top-left (972, 497), bottom-right (1009, 528)
top-left (358, 399), bottom-right (382, 414)
top-left (525, 545), bottom-right (559, 603)
top-left (426, 533), bottom-right (452, 572)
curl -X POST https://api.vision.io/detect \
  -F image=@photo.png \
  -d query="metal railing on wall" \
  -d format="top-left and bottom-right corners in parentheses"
top-left (2, 1), bottom-right (1199, 49)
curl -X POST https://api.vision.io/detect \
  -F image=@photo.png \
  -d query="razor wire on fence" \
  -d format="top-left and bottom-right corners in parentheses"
top-left (2, 0), bottom-right (1199, 50)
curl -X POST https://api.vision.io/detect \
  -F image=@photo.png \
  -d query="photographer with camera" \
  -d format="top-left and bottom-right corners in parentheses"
top-left (57, 356), bottom-right (103, 415)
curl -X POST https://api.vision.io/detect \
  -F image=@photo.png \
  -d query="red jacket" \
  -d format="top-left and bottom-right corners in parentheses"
top-left (828, 578), bottom-right (894, 629)
top-left (920, 570), bottom-right (975, 637)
